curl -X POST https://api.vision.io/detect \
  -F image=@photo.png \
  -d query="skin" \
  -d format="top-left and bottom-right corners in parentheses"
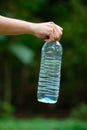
top-left (0, 15), bottom-right (63, 42)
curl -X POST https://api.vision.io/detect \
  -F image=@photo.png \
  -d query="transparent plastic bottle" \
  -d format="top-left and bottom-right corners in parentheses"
top-left (37, 41), bottom-right (62, 104)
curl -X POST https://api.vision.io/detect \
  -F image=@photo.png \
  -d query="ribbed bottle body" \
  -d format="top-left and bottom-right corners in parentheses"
top-left (37, 41), bottom-right (62, 104)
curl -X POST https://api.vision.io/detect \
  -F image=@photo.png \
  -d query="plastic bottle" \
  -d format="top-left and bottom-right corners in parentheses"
top-left (37, 41), bottom-right (62, 104)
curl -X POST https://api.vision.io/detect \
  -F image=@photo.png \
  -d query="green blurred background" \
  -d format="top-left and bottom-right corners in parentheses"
top-left (0, 0), bottom-right (87, 129)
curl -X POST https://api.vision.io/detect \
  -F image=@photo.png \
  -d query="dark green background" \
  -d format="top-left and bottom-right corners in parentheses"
top-left (0, 0), bottom-right (87, 119)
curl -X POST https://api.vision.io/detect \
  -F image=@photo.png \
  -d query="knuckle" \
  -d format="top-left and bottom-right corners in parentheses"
top-left (55, 35), bottom-right (60, 40)
top-left (60, 31), bottom-right (63, 35)
top-left (50, 28), bottom-right (53, 32)
top-left (50, 21), bottom-right (55, 24)
top-left (61, 32), bottom-right (63, 35)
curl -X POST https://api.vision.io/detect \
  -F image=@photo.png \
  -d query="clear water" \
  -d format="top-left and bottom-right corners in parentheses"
top-left (37, 41), bottom-right (62, 104)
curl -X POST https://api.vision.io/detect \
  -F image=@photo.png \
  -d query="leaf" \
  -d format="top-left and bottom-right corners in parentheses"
top-left (8, 43), bottom-right (34, 64)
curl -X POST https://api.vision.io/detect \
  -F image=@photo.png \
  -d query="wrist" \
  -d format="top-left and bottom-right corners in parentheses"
top-left (27, 22), bottom-right (37, 35)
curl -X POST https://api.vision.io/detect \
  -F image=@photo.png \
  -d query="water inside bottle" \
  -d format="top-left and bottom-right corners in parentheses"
top-left (37, 41), bottom-right (62, 104)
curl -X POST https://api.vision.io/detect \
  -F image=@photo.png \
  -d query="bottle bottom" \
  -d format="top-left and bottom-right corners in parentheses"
top-left (38, 96), bottom-right (57, 104)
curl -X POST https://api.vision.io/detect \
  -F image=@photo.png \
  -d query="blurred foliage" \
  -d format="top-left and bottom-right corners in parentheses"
top-left (71, 103), bottom-right (87, 121)
top-left (8, 43), bottom-right (34, 65)
top-left (0, 101), bottom-right (15, 119)
top-left (0, 118), bottom-right (87, 130)
top-left (0, 0), bottom-right (87, 118)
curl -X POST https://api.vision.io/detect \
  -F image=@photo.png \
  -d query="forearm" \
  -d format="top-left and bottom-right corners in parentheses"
top-left (0, 15), bottom-right (34, 35)
top-left (0, 15), bottom-right (63, 42)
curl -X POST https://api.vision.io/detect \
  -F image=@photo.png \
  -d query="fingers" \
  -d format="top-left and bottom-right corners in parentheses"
top-left (45, 22), bottom-right (63, 43)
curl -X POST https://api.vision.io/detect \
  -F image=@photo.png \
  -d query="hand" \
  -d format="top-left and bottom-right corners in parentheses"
top-left (31, 22), bottom-right (63, 42)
